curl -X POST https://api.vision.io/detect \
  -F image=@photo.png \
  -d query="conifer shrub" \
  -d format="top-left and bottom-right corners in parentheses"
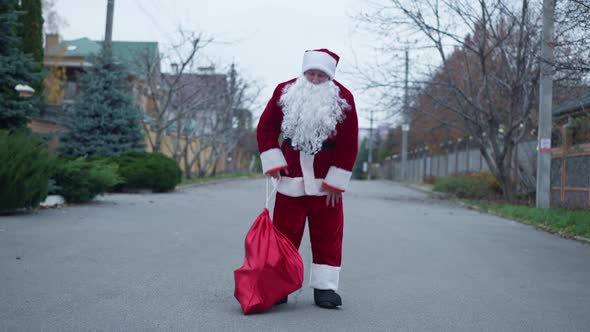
top-left (52, 158), bottom-right (121, 203)
top-left (0, 130), bottom-right (53, 213)
top-left (110, 151), bottom-right (182, 192)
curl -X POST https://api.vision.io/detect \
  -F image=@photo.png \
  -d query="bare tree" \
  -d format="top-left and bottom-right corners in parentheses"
top-left (176, 63), bottom-right (259, 178)
top-left (213, 63), bottom-right (260, 174)
top-left (168, 69), bottom-right (228, 178)
top-left (139, 30), bottom-right (212, 153)
top-left (357, 0), bottom-right (588, 201)
top-left (42, 0), bottom-right (67, 34)
top-left (554, 0), bottom-right (590, 75)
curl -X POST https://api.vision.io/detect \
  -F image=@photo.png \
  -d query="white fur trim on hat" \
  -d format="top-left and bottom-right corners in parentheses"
top-left (302, 51), bottom-right (338, 80)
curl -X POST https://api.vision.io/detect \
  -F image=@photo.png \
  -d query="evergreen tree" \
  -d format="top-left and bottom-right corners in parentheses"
top-left (17, 0), bottom-right (44, 95)
top-left (0, 0), bottom-right (42, 130)
top-left (353, 138), bottom-right (370, 180)
top-left (378, 129), bottom-right (399, 162)
top-left (17, 0), bottom-right (43, 63)
top-left (59, 48), bottom-right (145, 157)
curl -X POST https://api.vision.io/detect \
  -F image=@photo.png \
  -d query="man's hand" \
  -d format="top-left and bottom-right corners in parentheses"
top-left (322, 186), bottom-right (342, 207)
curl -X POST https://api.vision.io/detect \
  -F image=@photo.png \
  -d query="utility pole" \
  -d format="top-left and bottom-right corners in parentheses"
top-left (367, 109), bottom-right (374, 180)
top-left (536, 0), bottom-right (555, 208)
top-left (104, 0), bottom-right (115, 55)
top-left (401, 48), bottom-right (410, 181)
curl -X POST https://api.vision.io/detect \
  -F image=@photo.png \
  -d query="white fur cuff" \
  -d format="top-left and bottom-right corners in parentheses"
top-left (323, 166), bottom-right (352, 192)
top-left (260, 148), bottom-right (287, 174)
top-left (310, 263), bottom-right (341, 291)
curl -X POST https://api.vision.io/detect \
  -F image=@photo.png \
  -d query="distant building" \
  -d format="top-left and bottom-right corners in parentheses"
top-left (29, 34), bottom-right (159, 146)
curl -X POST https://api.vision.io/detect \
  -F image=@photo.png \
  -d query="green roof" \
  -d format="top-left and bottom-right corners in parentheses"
top-left (46, 38), bottom-right (159, 79)
top-left (553, 92), bottom-right (590, 117)
top-left (100, 41), bottom-right (159, 78)
top-left (46, 37), bottom-right (101, 57)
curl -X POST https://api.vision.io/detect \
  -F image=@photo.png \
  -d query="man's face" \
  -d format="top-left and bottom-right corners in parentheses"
top-left (304, 69), bottom-right (330, 85)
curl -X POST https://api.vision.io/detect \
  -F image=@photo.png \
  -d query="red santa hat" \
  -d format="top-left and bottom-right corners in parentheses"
top-left (301, 48), bottom-right (340, 80)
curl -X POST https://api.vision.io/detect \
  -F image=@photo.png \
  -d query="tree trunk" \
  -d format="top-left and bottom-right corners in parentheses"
top-left (183, 143), bottom-right (192, 179)
top-left (153, 131), bottom-right (162, 153)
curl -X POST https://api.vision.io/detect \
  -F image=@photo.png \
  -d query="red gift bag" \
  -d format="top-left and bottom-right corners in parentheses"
top-left (234, 207), bottom-right (304, 314)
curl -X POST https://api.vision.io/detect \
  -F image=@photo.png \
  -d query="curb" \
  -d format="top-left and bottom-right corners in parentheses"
top-left (400, 183), bottom-right (450, 198)
top-left (400, 183), bottom-right (590, 245)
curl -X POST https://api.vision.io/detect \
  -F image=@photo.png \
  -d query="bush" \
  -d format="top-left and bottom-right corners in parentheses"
top-left (423, 175), bottom-right (437, 185)
top-left (52, 158), bottom-right (121, 203)
top-left (0, 130), bottom-right (54, 213)
top-left (111, 151), bottom-right (182, 192)
top-left (463, 172), bottom-right (502, 194)
top-left (433, 175), bottom-right (493, 199)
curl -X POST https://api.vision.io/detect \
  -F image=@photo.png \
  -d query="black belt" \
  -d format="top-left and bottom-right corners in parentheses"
top-left (283, 138), bottom-right (336, 151)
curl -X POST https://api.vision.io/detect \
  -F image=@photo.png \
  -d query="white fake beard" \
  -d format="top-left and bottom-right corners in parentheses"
top-left (279, 76), bottom-right (349, 155)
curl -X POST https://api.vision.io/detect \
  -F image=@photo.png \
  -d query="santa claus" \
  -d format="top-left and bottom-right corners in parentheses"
top-left (256, 48), bottom-right (358, 309)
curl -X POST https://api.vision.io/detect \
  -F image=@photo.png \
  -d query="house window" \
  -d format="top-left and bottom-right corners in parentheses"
top-left (64, 81), bottom-right (77, 103)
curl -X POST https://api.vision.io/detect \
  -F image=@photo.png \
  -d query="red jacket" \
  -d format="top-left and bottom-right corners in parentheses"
top-left (257, 78), bottom-right (358, 197)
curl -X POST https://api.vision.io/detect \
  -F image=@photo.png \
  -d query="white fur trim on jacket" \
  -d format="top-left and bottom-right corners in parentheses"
top-left (260, 148), bottom-right (287, 174)
top-left (277, 177), bottom-right (328, 197)
top-left (300, 153), bottom-right (320, 195)
top-left (310, 263), bottom-right (341, 291)
top-left (302, 51), bottom-right (337, 80)
top-left (323, 166), bottom-right (353, 192)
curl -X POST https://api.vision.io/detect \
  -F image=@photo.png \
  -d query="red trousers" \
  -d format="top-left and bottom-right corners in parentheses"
top-left (273, 192), bottom-right (343, 290)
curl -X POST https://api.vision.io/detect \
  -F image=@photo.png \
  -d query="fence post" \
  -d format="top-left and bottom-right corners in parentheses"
top-left (455, 141), bottom-right (459, 174)
top-left (466, 139), bottom-right (470, 172)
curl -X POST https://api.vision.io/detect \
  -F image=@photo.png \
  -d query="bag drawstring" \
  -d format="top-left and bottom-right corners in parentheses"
top-left (265, 176), bottom-right (280, 209)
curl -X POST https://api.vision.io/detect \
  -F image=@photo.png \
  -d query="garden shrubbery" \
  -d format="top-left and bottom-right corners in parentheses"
top-left (1, 134), bottom-right (183, 208)
top-left (51, 158), bottom-right (121, 203)
top-left (0, 130), bottom-right (54, 213)
top-left (423, 175), bottom-right (437, 185)
top-left (109, 151), bottom-right (182, 192)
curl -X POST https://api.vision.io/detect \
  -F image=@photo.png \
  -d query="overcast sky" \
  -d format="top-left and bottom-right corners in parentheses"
top-left (54, 0), bottom-right (392, 127)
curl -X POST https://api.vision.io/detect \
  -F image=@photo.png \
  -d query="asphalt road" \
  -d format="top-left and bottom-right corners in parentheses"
top-left (1, 179), bottom-right (589, 331)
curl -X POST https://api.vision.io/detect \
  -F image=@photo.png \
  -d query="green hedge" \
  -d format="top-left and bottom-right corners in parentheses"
top-left (52, 158), bottom-right (121, 203)
top-left (0, 131), bottom-right (54, 213)
top-left (111, 151), bottom-right (182, 192)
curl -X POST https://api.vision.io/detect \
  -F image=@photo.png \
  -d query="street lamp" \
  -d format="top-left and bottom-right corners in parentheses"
top-left (14, 84), bottom-right (35, 98)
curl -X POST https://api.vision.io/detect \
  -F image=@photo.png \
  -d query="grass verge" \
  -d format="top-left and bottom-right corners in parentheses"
top-left (472, 201), bottom-right (590, 239)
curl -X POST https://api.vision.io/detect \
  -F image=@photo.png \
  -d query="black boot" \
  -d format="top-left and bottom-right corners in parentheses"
top-left (274, 296), bottom-right (288, 306)
top-left (314, 289), bottom-right (342, 309)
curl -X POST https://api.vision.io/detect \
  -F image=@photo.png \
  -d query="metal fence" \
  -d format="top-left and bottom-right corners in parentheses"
top-left (379, 139), bottom-right (590, 208)
top-left (551, 144), bottom-right (590, 209)
top-left (380, 140), bottom-right (537, 184)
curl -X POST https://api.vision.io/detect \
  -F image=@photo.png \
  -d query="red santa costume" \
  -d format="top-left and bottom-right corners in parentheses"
top-left (256, 49), bottom-right (358, 307)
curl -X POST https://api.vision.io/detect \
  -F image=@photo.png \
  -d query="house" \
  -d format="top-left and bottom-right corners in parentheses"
top-left (29, 34), bottom-right (159, 139)
top-left (31, 34), bottom-right (255, 175)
